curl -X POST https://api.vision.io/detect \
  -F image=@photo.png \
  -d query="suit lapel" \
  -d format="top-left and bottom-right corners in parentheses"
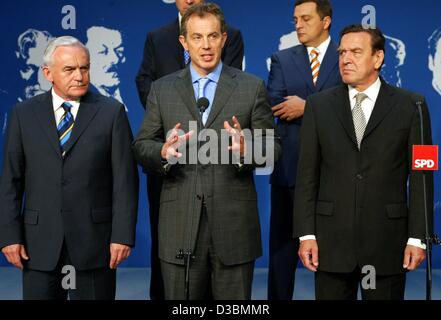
top-left (204, 65), bottom-right (237, 128)
top-left (292, 46), bottom-right (315, 92)
top-left (363, 81), bottom-right (395, 140)
top-left (63, 92), bottom-right (100, 155)
top-left (34, 91), bottom-right (62, 158)
top-left (315, 41), bottom-right (339, 91)
top-left (333, 85), bottom-right (358, 146)
top-left (175, 68), bottom-right (199, 121)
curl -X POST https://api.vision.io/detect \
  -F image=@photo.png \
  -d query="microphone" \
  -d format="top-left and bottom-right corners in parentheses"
top-left (197, 97), bottom-right (209, 114)
top-left (410, 93), bottom-right (439, 301)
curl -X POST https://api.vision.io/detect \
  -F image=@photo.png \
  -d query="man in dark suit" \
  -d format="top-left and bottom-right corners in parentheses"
top-left (293, 25), bottom-right (433, 300)
top-left (0, 36), bottom-right (139, 300)
top-left (133, 3), bottom-right (280, 299)
top-left (135, 0), bottom-right (244, 300)
top-left (267, 0), bottom-right (341, 300)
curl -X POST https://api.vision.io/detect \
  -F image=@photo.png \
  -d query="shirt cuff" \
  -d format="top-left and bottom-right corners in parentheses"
top-left (407, 238), bottom-right (426, 250)
top-left (299, 235), bottom-right (316, 241)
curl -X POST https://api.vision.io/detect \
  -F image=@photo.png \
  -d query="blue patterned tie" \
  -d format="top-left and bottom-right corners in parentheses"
top-left (198, 78), bottom-right (210, 125)
top-left (184, 50), bottom-right (191, 65)
top-left (57, 102), bottom-right (75, 157)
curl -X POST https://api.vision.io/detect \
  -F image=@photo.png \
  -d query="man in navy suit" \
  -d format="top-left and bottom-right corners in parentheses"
top-left (135, 0), bottom-right (244, 300)
top-left (267, 0), bottom-right (342, 300)
top-left (0, 36), bottom-right (139, 300)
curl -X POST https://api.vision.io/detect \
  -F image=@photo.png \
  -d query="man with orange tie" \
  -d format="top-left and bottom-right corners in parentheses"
top-left (266, 0), bottom-right (341, 300)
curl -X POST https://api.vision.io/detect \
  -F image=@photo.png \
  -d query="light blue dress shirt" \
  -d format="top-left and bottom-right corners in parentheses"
top-left (189, 62), bottom-right (223, 125)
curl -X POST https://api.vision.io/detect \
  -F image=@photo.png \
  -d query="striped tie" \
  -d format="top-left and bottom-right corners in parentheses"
top-left (310, 48), bottom-right (320, 86)
top-left (352, 93), bottom-right (368, 150)
top-left (57, 102), bottom-right (74, 157)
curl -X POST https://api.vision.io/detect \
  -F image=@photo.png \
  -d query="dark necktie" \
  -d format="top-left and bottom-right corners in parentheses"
top-left (57, 102), bottom-right (75, 157)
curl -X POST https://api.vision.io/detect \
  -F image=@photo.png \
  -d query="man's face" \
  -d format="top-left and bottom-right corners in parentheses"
top-left (175, 0), bottom-right (203, 16)
top-left (43, 45), bottom-right (90, 100)
top-left (179, 14), bottom-right (227, 76)
top-left (338, 32), bottom-right (384, 91)
top-left (429, 38), bottom-right (441, 93)
top-left (86, 29), bottom-right (125, 87)
top-left (294, 2), bottom-right (330, 47)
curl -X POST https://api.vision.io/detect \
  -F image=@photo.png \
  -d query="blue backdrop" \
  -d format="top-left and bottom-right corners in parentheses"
top-left (1, 0), bottom-right (441, 268)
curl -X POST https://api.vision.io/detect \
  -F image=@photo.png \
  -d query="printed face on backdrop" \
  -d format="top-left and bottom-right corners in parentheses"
top-left (381, 35), bottom-right (406, 87)
top-left (293, 2), bottom-right (330, 48)
top-left (16, 29), bottom-right (54, 100)
top-left (43, 45), bottom-right (90, 101)
top-left (338, 32), bottom-right (384, 91)
top-left (179, 13), bottom-right (227, 77)
top-left (86, 26), bottom-right (125, 89)
top-left (429, 35), bottom-right (441, 96)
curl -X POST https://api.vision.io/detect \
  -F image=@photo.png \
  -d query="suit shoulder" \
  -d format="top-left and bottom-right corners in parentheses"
top-left (86, 92), bottom-right (125, 112)
top-left (13, 92), bottom-right (49, 112)
top-left (229, 67), bottom-right (264, 86)
top-left (146, 20), bottom-right (178, 39)
top-left (306, 85), bottom-right (342, 106)
top-left (226, 25), bottom-right (242, 36)
top-left (272, 44), bottom-right (303, 59)
top-left (390, 85), bottom-right (425, 101)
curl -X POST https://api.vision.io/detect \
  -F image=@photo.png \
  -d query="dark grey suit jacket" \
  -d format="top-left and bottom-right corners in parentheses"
top-left (293, 81), bottom-right (433, 275)
top-left (0, 91), bottom-right (139, 271)
top-left (133, 65), bottom-right (281, 266)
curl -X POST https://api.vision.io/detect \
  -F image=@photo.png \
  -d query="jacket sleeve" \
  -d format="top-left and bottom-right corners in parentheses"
top-left (223, 28), bottom-right (244, 71)
top-left (0, 106), bottom-right (25, 249)
top-left (135, 33), bottom-right (156, 109)
top-left (110, 104), bottom-right (140, 246)
top-left (407, 96), bottom-right (434, 240)
top-left (132, 82), bottom-right (168, 175)
top-left (292, 98), bottom-right (321, 238)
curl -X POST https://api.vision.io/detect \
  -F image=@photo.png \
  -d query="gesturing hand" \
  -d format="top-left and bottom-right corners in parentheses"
top-left (161, 123), bottom-right (194, 161)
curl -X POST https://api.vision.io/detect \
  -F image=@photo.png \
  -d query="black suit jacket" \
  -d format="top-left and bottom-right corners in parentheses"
top-left (135, 18), bottom-right (244, 107)
top-left (293, 81), bottom-right (433, 275)
top-left (0, 91), bottom-right (139, 271)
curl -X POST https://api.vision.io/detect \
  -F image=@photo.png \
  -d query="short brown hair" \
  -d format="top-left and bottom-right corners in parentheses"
top-left (295, 0), bottom-right (333, 20)
top-left (181, 2), bottom-right (227, 37)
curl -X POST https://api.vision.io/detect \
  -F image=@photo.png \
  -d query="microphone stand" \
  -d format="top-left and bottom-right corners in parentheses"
top-left (175, 101), bottom-right (208, 300)
top-left (416, 101), bottom-right (441, 300)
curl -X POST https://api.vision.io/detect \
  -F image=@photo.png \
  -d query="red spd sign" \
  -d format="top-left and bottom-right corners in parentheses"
top-left (412, 145), bottom-right (438, 170)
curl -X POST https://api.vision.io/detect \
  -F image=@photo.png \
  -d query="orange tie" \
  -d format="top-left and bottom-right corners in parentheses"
top-left (310, 48), bottom-right (320, 86)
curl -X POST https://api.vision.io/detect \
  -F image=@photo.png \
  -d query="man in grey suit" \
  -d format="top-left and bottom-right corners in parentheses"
top-left (133, 3), bottom-right (280, 299)
top-left (0, 36), bottom-right (139, 300)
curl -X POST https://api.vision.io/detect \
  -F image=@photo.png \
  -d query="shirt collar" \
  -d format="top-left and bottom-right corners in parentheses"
top-left (51, 88), bottom-right (80, 111)
top-left (190, 62), bottom-right (223, 84)
top-left (348, 77), bottom-right (382, 102)
top-left (307, 36), bottom-right (331, 57)
top-left (178, 12), bottom-right (183, 30)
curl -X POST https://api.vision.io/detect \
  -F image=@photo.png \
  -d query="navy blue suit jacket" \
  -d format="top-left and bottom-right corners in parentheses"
top-left (0, 91), bottom-right (139, 271)
top-left (267, 41), bottom-right (342, 187)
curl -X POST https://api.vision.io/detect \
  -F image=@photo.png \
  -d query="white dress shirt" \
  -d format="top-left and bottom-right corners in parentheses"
top-left (306, 36), bottom-right (331, 65)
top-left (51, 88), bottom-right (80, 126)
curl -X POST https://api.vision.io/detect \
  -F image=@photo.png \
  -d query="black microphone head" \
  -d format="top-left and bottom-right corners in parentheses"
top-left (197, 97), bottom-right (210, 113)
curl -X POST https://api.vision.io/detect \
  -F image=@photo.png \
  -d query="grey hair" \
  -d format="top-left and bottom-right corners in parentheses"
top-left (43, 36), bottom-right (89, 67)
